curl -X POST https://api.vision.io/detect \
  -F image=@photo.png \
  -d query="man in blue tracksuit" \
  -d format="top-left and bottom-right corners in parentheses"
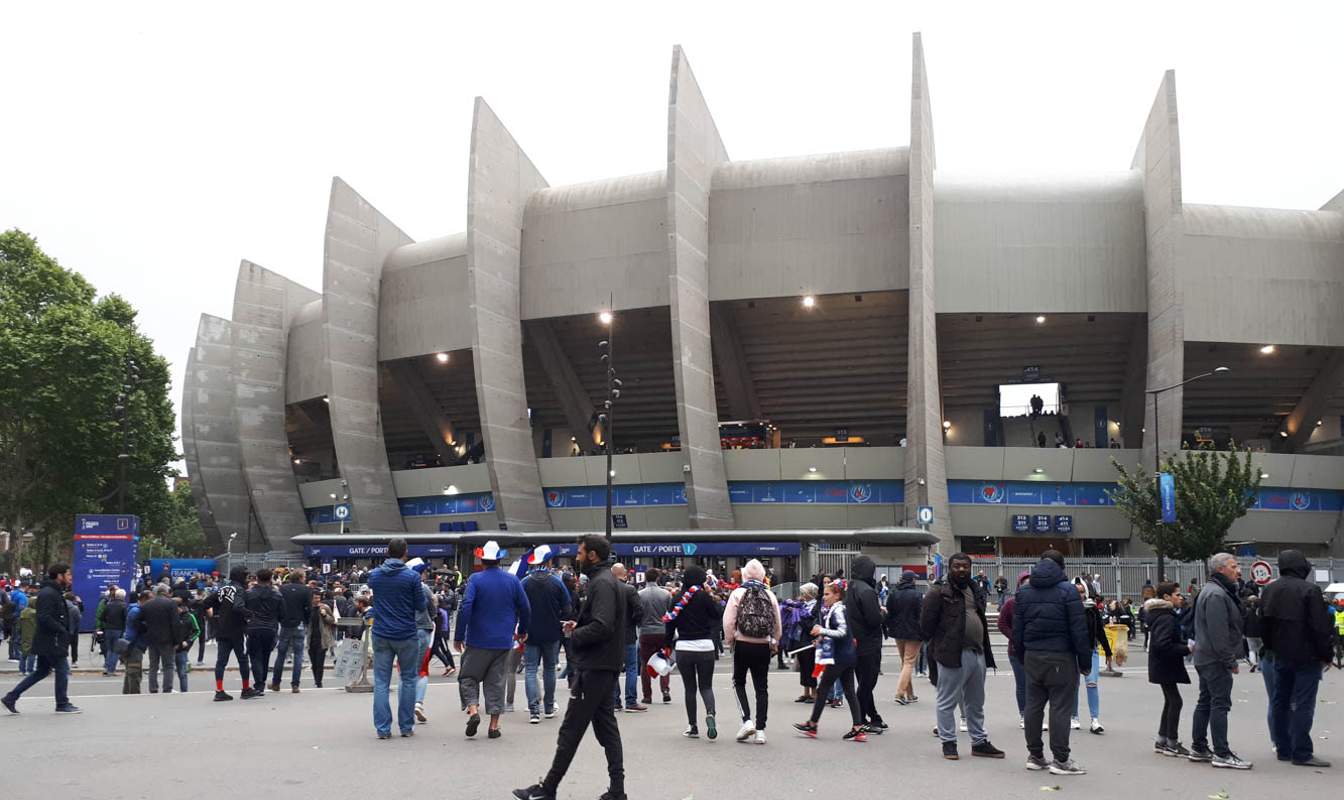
top-left (455, 540), bottom-right (530, 739)
top-left (366, 538), bottom-right (426, 739)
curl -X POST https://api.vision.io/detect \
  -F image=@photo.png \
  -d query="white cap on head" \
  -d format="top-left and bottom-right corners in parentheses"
top-left (476, 541), bottom-right (507, 561)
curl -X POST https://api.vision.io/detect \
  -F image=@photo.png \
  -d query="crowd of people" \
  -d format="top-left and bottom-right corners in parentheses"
top-left (2, 542), bottom-right (1340, 797)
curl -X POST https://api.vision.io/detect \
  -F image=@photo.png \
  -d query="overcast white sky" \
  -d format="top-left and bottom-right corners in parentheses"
top-left (3, 1), bottom-right (1341, 472)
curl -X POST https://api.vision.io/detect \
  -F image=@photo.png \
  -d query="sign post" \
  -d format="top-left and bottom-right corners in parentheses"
top-left (71, 514), bottom-right (140, 632)
top-left (1249, 560), bottom-right (1273, 586)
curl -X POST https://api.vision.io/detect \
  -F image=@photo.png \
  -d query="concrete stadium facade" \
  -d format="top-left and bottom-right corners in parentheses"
top-left (182, 37), bottom-right (1344, 564)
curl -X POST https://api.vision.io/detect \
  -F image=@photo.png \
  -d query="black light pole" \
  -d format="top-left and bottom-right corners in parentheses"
top-left (598, 306), bottom-right (620, 542)
top-left (1146, 365), bottom-right (1229, 580)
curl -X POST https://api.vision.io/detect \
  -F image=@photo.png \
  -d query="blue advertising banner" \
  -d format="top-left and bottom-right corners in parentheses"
top-left (1159, 473), bottom-right (1176, 524)
top-left (72, 519), bottom-right (139, 632)
top-left (146, 558), bottom-right (218, 581)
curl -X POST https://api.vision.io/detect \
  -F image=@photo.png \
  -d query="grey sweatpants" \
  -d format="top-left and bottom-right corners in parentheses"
top-left (459, 647), bottom-right (510, 715)
top-left (935, 648), bottom-right (987, 745)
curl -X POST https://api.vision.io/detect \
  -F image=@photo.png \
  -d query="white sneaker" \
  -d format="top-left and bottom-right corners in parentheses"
top-left (1070, 717), bottom-right (1081, 730)
top-left (959, 719), bottom-right (968, 732)
top-left (414, 703), bottom-right (427, 723)
top-left (736, 720), bottom-right (756, 741)
top-left (754, 730), bottom-right (767, 745)
top-left (1018, 715), bottom-right (1025, 729)
top-left (1090, 718), bottom-right (1104, 734)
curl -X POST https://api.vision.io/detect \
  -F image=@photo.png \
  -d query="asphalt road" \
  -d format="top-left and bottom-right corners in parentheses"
top-left (2, 640), bottom-right (1338, 800)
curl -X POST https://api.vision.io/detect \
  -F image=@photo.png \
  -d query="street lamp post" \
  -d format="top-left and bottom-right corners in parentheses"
top-left (226, 531), bottom-right (238, 575)
top-left (1146, 366), bottom-right (1229, 580)
top-left (598, 306), bottom-right (620, 542)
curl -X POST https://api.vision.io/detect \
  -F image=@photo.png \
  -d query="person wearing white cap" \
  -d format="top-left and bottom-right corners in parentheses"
top-left (455, 540), bottom-right (531, 740)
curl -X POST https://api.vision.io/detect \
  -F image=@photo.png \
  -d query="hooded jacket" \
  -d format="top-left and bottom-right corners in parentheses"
top-left (1010, 558), bottom-right (1090, 673)
top-left (368, 558), bottom-right (428, 642)
top-left (884, 571), bottom-right (923, 641)
top-left (995, 571), bottom-right (1031, 646)
top-left (1260, 550), bottom-right (1334, 667)
top-left (522, 569), bottom-right (571, 646)
top-left (1144, 598), bottom-right (1189, 685)
top-left (843, 556), bottom-right (885, 655)
top-left (33, 579), bottom-right (71, 660)
top-left (454, 565), bottom-right (530, 650)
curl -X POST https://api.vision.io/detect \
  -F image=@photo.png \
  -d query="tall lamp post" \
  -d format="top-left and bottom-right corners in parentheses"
top-left (225, 531), bottom-right (238, 576)
top-left (1146, 365), bottom-right (1229, 580)
top-left (598, 307), bottom-right (620, 542)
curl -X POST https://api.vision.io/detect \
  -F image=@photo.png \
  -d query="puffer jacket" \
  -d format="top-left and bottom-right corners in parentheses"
top-left (1010, 558), bottom-right (1090, 673)
top-left (884, 572), bottom-right (923, 641)
top-left (1145, 599), bottom-right (1189, 685)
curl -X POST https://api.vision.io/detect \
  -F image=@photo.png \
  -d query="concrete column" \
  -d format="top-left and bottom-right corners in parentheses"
top-left (709, 304), bottom-right (761, 421)
top-left (180, 347), bottom-right (222, 549)
top-left (904, 33), bottom-right (953, 553)
top-left (322, 178), bottom-right (413, 532)
top-left (1120, 317), bottom-right (1147, 448)
top-left (189, 315), bottom-right (252, 550)
top-left (1132, 71), bottom-right (1185, 467)
top-left (525, 319), bottom-right (598, 447)
top-left (667, 45), bottom-right (734, 529)
top-left (1276, 350), bottom-right (1344, 452)
top-left (231, 260), bottom-right (320, 547)
top-left (467, 98), bottom-right (552, 532)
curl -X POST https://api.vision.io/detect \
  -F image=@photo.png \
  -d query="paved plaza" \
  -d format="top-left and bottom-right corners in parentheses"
top-left (2, 637), bottom-right (1338, 799)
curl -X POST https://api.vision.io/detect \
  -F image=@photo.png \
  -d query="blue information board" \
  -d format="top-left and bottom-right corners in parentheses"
top-left (72, 515), bottom-right (140, 632)
top-left (1032, 514), bottom-right (1052, 533)
top-left (1054, 515), bottom-right (1073, 534)
top-left (1010, 514), bottom-right (1030, 533)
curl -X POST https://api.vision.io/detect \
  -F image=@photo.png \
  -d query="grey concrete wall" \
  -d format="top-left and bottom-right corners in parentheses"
top-left (466, 98), bottom-right (552, 532)
top-left (934, 172), bottom-right (1147, 313)
top-left (709, 149), bottom-right (910, 301)
top-left (180, 348), bottom-right (222, 549)
top-left (285, 299), bottom-right (327, 403)
top-left (230, 260), bottom-right (319, 548)
top-left (905, 33), bottom-right (953, 548)
top-left (1133, 71), bottom-right (1186, 465)
top-left (379, 234), bottom-right (473, 360)
top-left (1180, 204), bottom-right (1344, 347)
top-left (521, 172), bottom-right (669, 318)
top-left (189, 315), bottom-right (252, 549)
top-left (322, 177), bottom-right (413, 532)
top-left (667, 45), bottom-right (734, 528)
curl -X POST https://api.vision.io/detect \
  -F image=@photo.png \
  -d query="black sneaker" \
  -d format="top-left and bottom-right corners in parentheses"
top-left (55, 704), bottom-right (82, 714)
top-left (1, 696), bottom-right (17, 714)
top-left (240, 687), bottom-right (259, 700)
top-left (972, 740), bottom-right (1005, 759)
top-left (843, 727), bottom-right (868, 743)
top-left (863, 723), bottom-right (885, 735)
top-left (1187, 746), bottom-right (1214, 763)
top-left (488, 727), bottom-right (502, 739)
top-left (597, 792), bottom-right (628, 800)
top-left (661, 692), bottom-right (671, 703)
top-left (465, 713), bottom-right (481, 738)
top-left (1168, 742), bottom-right (1191, 758)
top-left (512, 785), bottom-right (555, 800)
top-left (213, 690), bottom-right (234, 702)
top-left (942, 740), bottom-right (959, 760)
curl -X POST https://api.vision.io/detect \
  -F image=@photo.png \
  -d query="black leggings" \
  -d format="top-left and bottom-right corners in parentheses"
top-left (732, 641), bottom-right (771, 729)
top-left (433, 632), bottom-right (455, 669)
top-left (1158, 682), bottom-right (1183, 741)
top-left (810, 664), bottom-right (861, 726)
top-left (309, 643), bottom-right (327, 687)
top-left (676, 649), bottom-right (716, 725)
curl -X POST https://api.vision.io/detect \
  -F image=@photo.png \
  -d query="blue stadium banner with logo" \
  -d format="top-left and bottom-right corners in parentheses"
top-left (72, 515), bottom-right (140, 632)
top-left (1159, 472), bottom-right (1176, 524)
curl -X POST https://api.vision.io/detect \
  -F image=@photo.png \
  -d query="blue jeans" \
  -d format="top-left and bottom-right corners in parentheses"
top-left (175, 650), bottom-right (190, 692)
top-left (4, 653), bottom-right (70, 708)
top-left (1260, 652), bottom-right (1279, 752)
top-left (524, 640), bottom-right (561, 715)
top-left (612, 642), bottom-right (638, 708)
top-left (19, 652), bottom-right (36, 674)
top-left (414, 630), bottom-right (431, 705)
top-left (372, 635), bottom-right (419, 735)
top-left (1271, 660), bottom-right (1323, 763)
top-left (272, 625), bottom-right (306, 687)
top-left (103, 629), bottom-right (123, 673)
top-left (1075, 650), bottom-right (1100, 720)
top-left (1008, 651), bottom-right (1026, 715)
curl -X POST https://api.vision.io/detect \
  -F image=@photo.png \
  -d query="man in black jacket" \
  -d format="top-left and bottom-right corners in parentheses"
top-left (515, 535), bottom-right (627, 800)
top-left (885, 570), bottom-right (923, 704)
top-left (205, 566), bottom-right (251, 700)
top-left (100, 589), bottom-right (128, 676)
top-left (140, 585), bottom-right (182, 693)
top-left (2, 564), bottom-right (81, 714)
top-left (920, 553), bottom-right (1003, 761)
top-left (611, 564), bottom-right (646, 712)
top-left (1260, 550), bottom-right (1334, 767)
top-left (271, 570), bottom-right (312, 693)
top-left (243, 569), bottom-right (284, 699)
top-left (846, 556), bottom-right (886, 732)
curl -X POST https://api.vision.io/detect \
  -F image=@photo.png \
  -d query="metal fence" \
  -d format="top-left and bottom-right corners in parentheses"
top-left (214, 550), bottom-right (308, 574)
top-left (962, 556), bottom-right (1342, 600)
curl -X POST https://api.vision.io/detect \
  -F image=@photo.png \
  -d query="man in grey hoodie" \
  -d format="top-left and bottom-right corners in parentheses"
top-left (1189, 553), bottom-right (1251, 769)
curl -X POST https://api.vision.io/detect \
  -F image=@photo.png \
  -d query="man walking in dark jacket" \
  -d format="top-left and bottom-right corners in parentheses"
top-left (885, 570), bottom-right (922, 705)
top-left (271, 570), bottom-right (312, 693)
top-left (1260, 550), bottom-right (1334, 767)
top-left (611, 564), bottom-right (646, 713)
top-left (1012, 550), bottom-right (1090, 775)
top-left (2, 564), bottom-right (80, 714)
top-left (846, 556), bottom-right (886, 732)
top-left (140, 585), bottom-right (181, 693)
top-left (100, 589), bottom-right (128, 676)
top-left (205, 566), bottom-right (251, 700)
top-left (1189, 553), bottom-right (1251, 769)
top-left (522, 555), bottom-right (571, 723)
top-left (921, 553), bottom-right (1003, 762)
top-left (243, 569), bottom-right (284, 699)
top-left (514, 535), bottom-right (628, 800)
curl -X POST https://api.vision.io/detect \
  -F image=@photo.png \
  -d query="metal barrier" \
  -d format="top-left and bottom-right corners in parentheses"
top-left (968, 556), bottom-right (1341, 600)
top-left (214, 550), bottom-right (307, 574)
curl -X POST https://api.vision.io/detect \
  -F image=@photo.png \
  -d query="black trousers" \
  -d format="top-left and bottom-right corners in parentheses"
top-left (676, 649), bottom-right (717, 725)
top-left (855, 648), bottom-right (883, 724)
top-left (432, 631), bottom-right (455, 669)
top-left (214, 636), bottom-right (247, 683)
top-left (810, 664), bottom-right (861, 726)
top-left (246, 629), bottom-right (277, 690)
top-left (732, 642), bottom-right (772, 729)
top-left (542, 668), bottom-right (623, 796)
top-left (1024, 651), bottom-right (1080, 763)
top-left (309, 641), bottom-right (327, 687)
top-left (1158, 682), bottom-right (1183, 741)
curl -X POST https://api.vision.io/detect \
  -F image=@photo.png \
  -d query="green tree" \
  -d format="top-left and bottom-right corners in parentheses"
top-left (140, 481), bottom-right (208, 558)
top-left (0, 230), bottom-right (178, 566)
top-left (1111, 446), bottom-right (1263, 563)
